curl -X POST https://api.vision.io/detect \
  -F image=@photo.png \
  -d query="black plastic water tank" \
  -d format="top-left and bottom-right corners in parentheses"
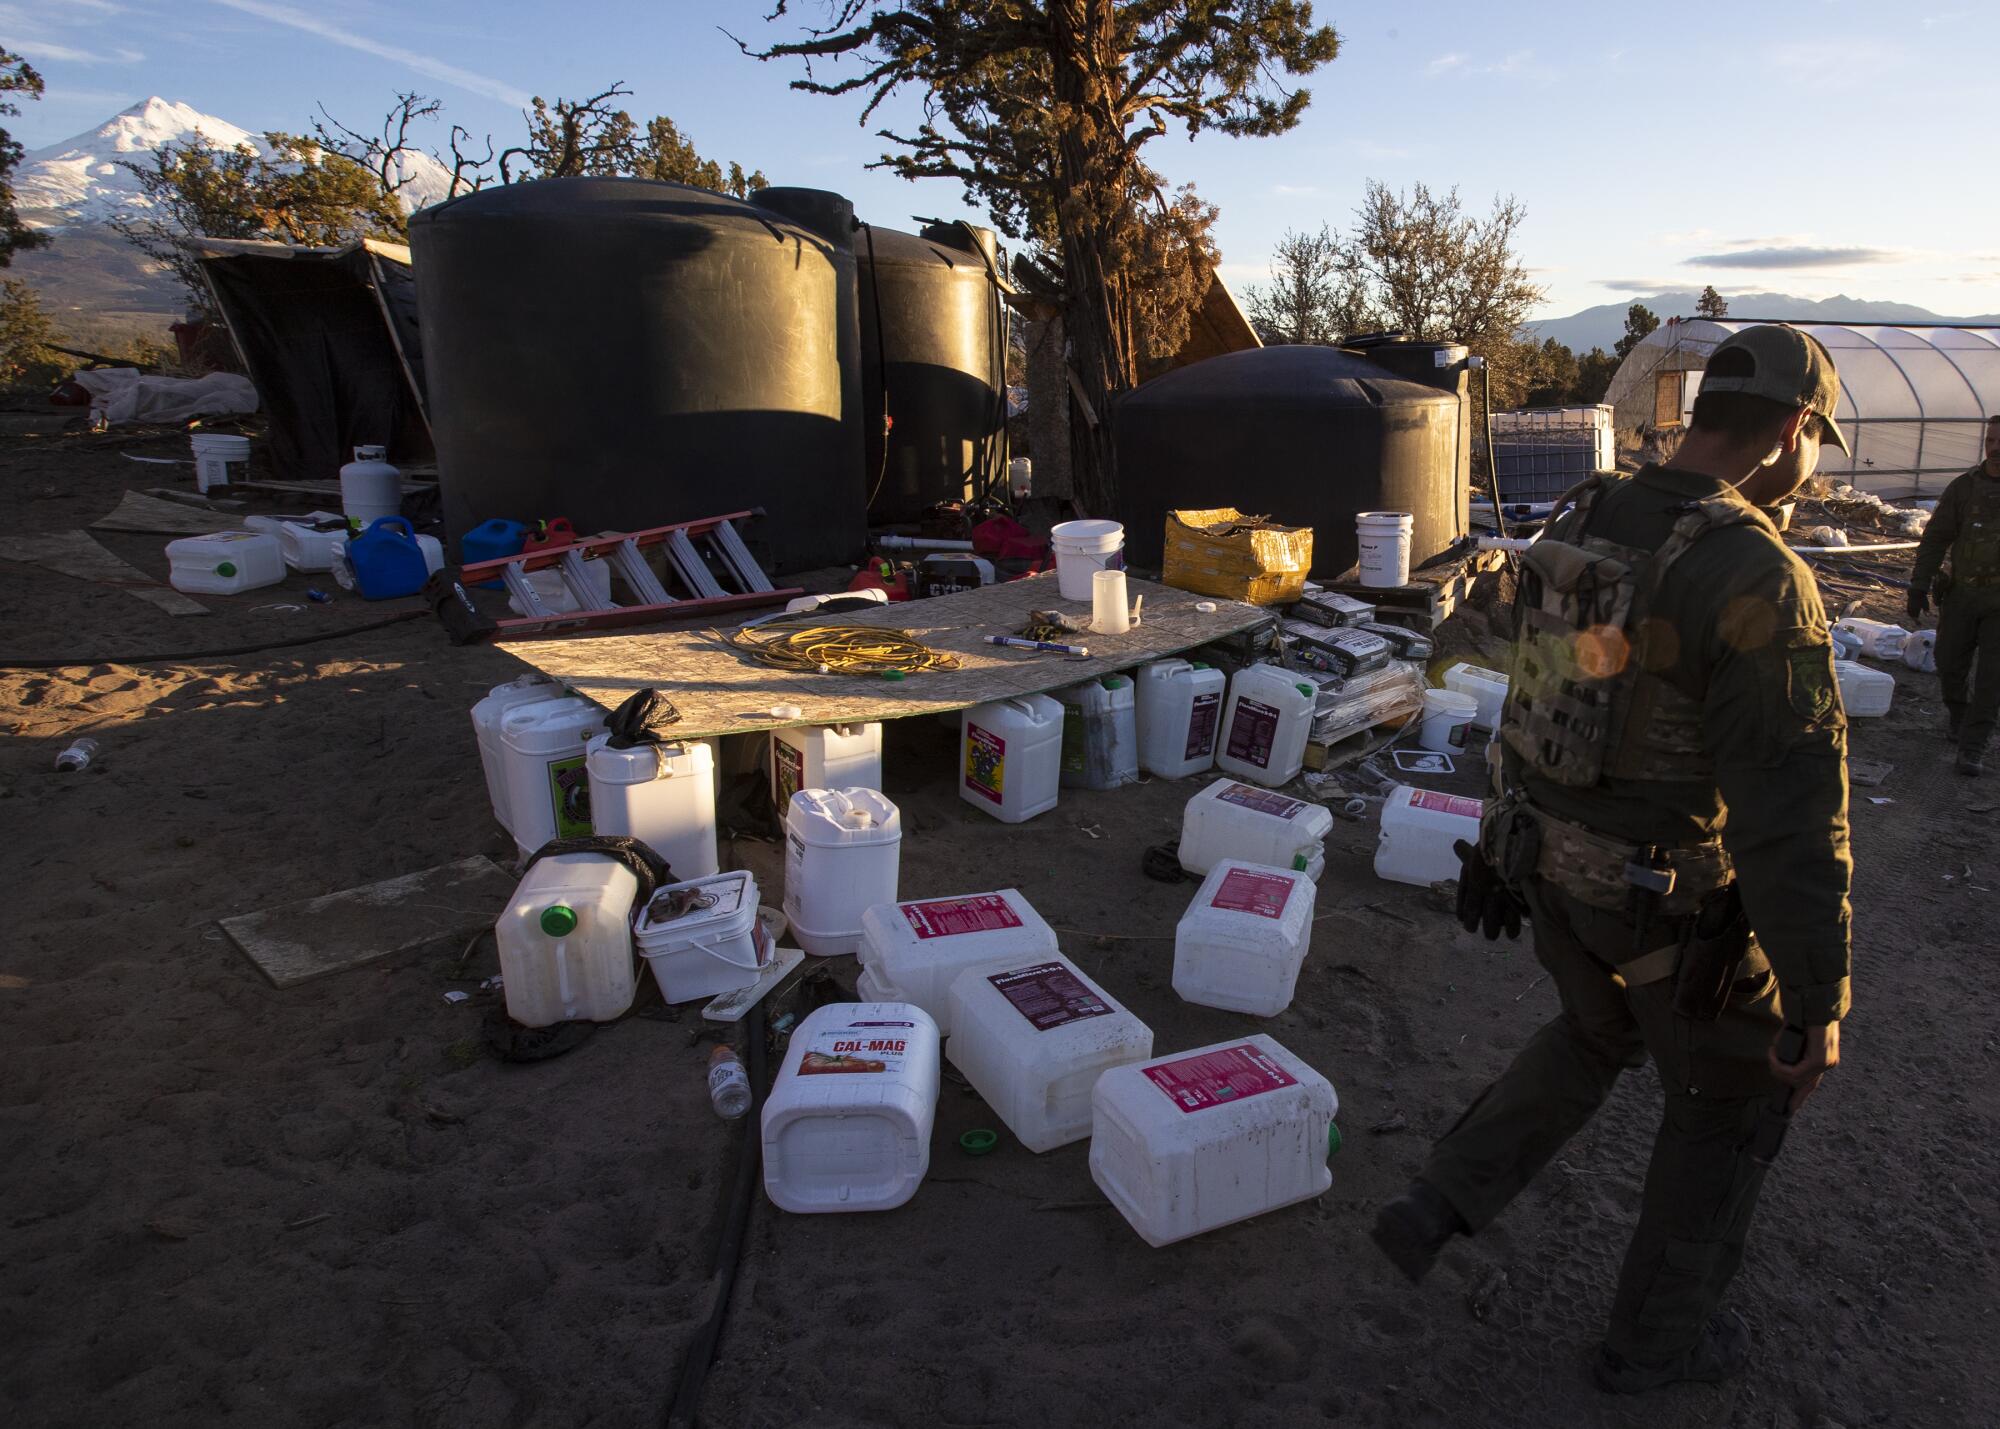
top-left (408, 177), bottom-right (867, 572)
top-left (856, 220), bottom-right (1008, 521)
top-left (1114, 344), bottom-right (1467, 578)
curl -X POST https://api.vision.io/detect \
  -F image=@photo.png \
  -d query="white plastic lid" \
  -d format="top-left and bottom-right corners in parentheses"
top-left (788, 787), bottom-right (902, 845)
top-left (635, 870), bottom-right (758, 940)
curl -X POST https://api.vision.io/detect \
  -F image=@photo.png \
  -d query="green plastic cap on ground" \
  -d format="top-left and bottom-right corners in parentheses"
top-left (540, 904), bottom-right (578, 937)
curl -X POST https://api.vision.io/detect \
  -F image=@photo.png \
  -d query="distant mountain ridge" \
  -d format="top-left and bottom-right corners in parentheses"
top-left (1531, 290), bottom-right (2000, 354)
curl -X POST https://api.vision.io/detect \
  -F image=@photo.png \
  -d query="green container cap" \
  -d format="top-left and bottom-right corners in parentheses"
top-left (217, 561), bottom-right (237, 578)
top-left (1296, 683), bottom-right (1314, 699)
top-left (1191, 661), bottom-right (1209, 670)
top-left (1102, 675), bottom-right (1127, 689)
top-left (959, 1128), bottom-right (1000, 1156)
top-left (1293, 852), bottom-right (1309, 871)
top-left (540, 904), bottom-right (578, 937)
top-left (1328, 1122), bottom-right (1343, 1157)
top-left (881, 669), bottom-right (905, 682)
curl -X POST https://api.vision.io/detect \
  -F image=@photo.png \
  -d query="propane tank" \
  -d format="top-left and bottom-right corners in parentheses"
top-left (340, 444), bottom-right (401, 527)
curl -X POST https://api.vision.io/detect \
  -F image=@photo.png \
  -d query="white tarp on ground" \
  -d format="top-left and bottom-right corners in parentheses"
top-left (74, 368), bottom-right (260, 426)
top-left (1603, 318), bottom-right (2000, 501)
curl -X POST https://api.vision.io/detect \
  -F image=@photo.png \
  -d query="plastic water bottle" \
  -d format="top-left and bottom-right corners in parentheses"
top-left (55, 738), bottom-right (99, 772)
top-left (708, 1044), bottom-right (752, 1120)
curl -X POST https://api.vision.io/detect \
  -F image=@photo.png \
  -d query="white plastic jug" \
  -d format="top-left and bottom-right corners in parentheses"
top-left (1836, 660), bottom-right (1895, 717)
top-left (761, 1001), bottom-right (941, 1214)
top-left (1090, 1035), bottom-right (1338, 1247)
top-left (1057, 675), bottom-right (1139, 790)
top-left (634, 870), bottom-right (769, 1004)
top-left (1419, 687), bottom-right (1479, 753)
top-left (1833, 617), bottom-right (1909, 662)
top-left (1374, 785), bottom-right (1483, 887)
top-left (784, 787), bottom-right (902, 957)
top-left (506, 562), bottom-right (612, 616)
top-left (1177, 779), bottom-right (1332, 882)
top-left (496, 853), bottom-right (640, 1027)
top-left (470, 677), bottom-right (562, 835)
top-left (586, 734), bottom-right (719, 881)
top-left (857, 888), bottom-right (1058, 1035)
top-left (945, 954), bottom-right (1154, 1152)
top-left (1903, 627), bottom-right (1938, 674)
top-left (1356, 511), bottom-right (1414, 588)
top-left (1172, 860), bottom-right (1318, 1017)
top-left (1214, 665), bottom-right (1317, 787)
top-left (1442, 662), bottom-right (1510, 732)
top-left (165, 530), bottom-right (285, 594)
top-left (772, 722), bottom-right (882, 808)
top-left (499, 697), bottom-right (608, 858)
top-left (961, 694), bottom-right (1063, 822)
top-left (1135, 659), bottom-right (1228, 779)
top-left (246, 511), bottom-right (348, 572)
top-left (339, 444), bottom-right (401, 527)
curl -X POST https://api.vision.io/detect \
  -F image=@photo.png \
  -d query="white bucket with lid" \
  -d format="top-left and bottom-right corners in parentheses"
top-left (635, 870), bottom-right (770, 1004)
top-left (857, 888), bottom-right (1058, 1035)
top-left (1418, 688), bottom-right (1479, 752)
top-left (190, 432), bottom-right (250, 492)
top-left (1050, 519), bottom-right (1125, 601)
top-left (783, 787), bottom-right (902, 957)
top-left (1442, 662), bottom-right (1510, 732)
top-left (585, 734), bottom-right (719, 882)
top-left (1356, 511), bottom-right (1414, 588)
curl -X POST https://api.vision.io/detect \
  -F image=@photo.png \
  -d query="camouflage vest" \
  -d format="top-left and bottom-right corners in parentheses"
top-left (1501, 476), bottom-right (1771, 789)
top-left (1951, 472), bottom-right (2000, 583)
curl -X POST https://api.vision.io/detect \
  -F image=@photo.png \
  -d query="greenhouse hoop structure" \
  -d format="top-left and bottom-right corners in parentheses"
top-left (1602, 317), bottom-right (2000, 500)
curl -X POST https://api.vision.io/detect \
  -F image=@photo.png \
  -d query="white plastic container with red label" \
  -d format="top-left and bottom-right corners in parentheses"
top-left (1135, 659), bottom-right (1229, 779)
top-left (1213, 664), bottom-right (1317, 788)
top-left (1374, 785), bottom-right (1484, 887)
top-left (1090, 1034), bottom-right (1339, 1247)
top-left (771, 722), bottom-right (882, 809)
top-left (761, 1001), bottom-right (941, 1213)
top-left (944, 954), bottom-right (1154, 1153)
top-left (1172, 859), bottom-right (1318, 1016)
top-left (960, 694), bottom-right (1064, 822)
top-left (1177, 778), bottom-right (1333, 882)
top-left (856, 888), bottom-right (1058, 1035)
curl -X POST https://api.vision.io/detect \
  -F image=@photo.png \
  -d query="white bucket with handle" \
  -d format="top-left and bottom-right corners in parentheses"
top-left (1356, 511), bottom-right (1414, 588)
top-left (635, 870), bottom-right (770, 1004)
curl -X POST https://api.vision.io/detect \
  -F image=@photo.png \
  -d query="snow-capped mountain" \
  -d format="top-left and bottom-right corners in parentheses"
top-left (17, 96), bottom-right (452, 228)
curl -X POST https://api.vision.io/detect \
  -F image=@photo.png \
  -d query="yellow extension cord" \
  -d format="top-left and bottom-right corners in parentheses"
top-left (726, 623), bottom-right (962, 675)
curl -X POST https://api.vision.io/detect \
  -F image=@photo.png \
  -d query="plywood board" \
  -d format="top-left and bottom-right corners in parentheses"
top-left (219, 856), bottom-right (516, 989)
top-left (0, 529), bottom-right (210, 616)
top-left (91, 490), bottom-right (242, 536)
top-left (497, 572), bottom-right (1270, 739)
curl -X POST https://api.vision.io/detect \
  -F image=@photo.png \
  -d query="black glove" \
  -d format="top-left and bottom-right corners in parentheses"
top-left (1906, 587), bottom-right (1930, 621)
top-left (1453, 838), bottom-right (1526, 941)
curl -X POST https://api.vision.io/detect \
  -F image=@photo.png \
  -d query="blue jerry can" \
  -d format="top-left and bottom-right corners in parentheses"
top-left (460, 518), bottom-right (527, 588)
top-left (346, 516), bottom-right (431, 600)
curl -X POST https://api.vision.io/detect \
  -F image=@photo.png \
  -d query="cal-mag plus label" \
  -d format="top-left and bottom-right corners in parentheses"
top-left (775, 740), bottom-right (806, 804)
top-left (1410, 789), bottom-right (1484, 820)
top-left (964, 723), bottom-right (1005, 804)
top-left (1144, 1043), bottom-right (1298, 1114)
top-left (901, 894), bottom-right (1023, 940)
top-left (798, 1020), bottom-right (914, 1075)
top-left (1216, 783), bottom-right (1304, 820)
top-left (1224, 697), bottom-right (1280, 768)
top-left (989, 962), bottom-right (1112, 1032)
top-left (1184, 691), bottom-right (1222, 760)
top-left (1209, 867), bottom-right (1295, 919)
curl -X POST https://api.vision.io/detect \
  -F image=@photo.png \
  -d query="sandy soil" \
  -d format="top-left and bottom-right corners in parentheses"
top-left (2, 412), bottom-right (1995, 1429)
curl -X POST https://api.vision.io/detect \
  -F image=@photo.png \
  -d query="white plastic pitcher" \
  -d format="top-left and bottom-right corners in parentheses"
top-left (1135, 659), bottom-right (1228, 779)
top-left (1172, 860), bottom-right (1318, 1016)
top-left (961, 694), bottom-right (1064, 822)
top-left (1050, 519), bottom-right (1125, 601)
top-left (585, 734), bottom-right (719, 881)
top-left (1356, 511), bottom-right (1414, 588)
top-left (496, 852), bottom-right (640, 1027)
top-left (771, 722), bottom-right (882, 808)
top-left (783, 787), bottom-right (902, 957)
top-left (1214, 665), bottom-right (1316, 787)
top-left (1419, 688), bottom-right (1479, 752)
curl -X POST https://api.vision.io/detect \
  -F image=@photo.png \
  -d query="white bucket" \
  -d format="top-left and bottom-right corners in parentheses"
top-left (190, 433), bottom-right (250, 492)
top-left (1050, 519), bottom-right (1125, 601)
top-left (783, 787), bottom-right (902, 957)
top-left (585, 734), bottom-right (719, 882)
top-left (635, 870), bottom-right (770, 1004)
top-left (1356, 511), bottom-right (1414, 589)
top-left (1418, 688), bottom-right (1479, 752)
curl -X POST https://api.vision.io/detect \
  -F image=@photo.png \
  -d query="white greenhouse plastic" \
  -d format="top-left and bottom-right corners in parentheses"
top-left (1604, 318), bottom-right (2000, 500)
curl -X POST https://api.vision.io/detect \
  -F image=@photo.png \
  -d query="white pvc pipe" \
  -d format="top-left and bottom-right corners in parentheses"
top-left (1476, 536), bottom-right (1536, 552)
top-left (1789, 541), bottom-right (1920, 555)
top-left (875, 534), bottom-right (974, 552)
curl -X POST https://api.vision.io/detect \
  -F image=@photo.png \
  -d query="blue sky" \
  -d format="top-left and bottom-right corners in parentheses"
top-left (9, 0), bottom-right (1999, 322)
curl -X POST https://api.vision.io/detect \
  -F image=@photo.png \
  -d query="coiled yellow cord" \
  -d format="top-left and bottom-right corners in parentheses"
top-left (726, 624), bottom-right (962, 675)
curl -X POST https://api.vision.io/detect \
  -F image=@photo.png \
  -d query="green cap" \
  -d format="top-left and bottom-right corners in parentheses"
top-left (539, 904), bottom-right (578, 937)
top-left (1700, 324), bottom-right (1850, 454)
top-left (1103, 675), bottom-right (1127, 689)
top-left (959, 1128), bottom-right (999, 1156)
top-left (217, 561), bottom-right (237, 578)
top-left (1296, 683), bottom-right (1314, 699)
top-left (1328, 1122), bottom-right (1343, 1157)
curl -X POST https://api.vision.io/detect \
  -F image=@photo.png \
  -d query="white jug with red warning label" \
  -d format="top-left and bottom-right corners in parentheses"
top-left (1090, 1034), bottom-right (1338, 1247)
top-left (856, 888), bottom-right (1058, 1035)
top-left (1213, 665), bottom-right (1316, 787)
top-left (944, 953), bottom-right (1154, 1152)
top-left (761, 1001), bottom-right (941, 1214)
top-left (959, 695), bottom-right (1063, 822)
top-left (1135, 659), bottom-right (1229, 779)
top-left (1374, 784), bottom-right (1484, 887)
top-left (1177, 778), bottom-right (1332, 882)
top-left (770, 722), bottom-right (882, 808)
top-left (1172, 859), bottom-right (1318, 1017)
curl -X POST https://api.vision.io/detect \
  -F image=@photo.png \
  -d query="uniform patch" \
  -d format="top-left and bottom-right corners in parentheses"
top-left (1789, 647), bottom-right (1836, 722)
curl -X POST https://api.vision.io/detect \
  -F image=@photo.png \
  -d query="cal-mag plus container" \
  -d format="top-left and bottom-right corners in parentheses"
top-left (1214, 665), bottom-right (1316, 788)
top-left (856, 889), bottom-right (1058, 1036)
top-left (1172, 859), bottom-right (1318, 1017)
top-left (944, 953), bottom-right (1154, 1152)
top-left (1135, 658), bottom-right (1228, 779)
top-left (783, 787), bottom-right (902, 957)
top-left (1374, 786), bottom-right (1483, 887)
top-left (1177, 779), bottom-right (1332, 883)
top-left (771, 722), bottom-right (883, 808)
top-left (960, 694), bottom-right (1064, 823)
top-left (1090, 1034), bottom-right (1339, 1247)
top-left (761, 1002), bottom-right (942, 1214)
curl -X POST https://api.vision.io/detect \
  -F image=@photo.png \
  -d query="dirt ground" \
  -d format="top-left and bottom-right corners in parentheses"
top-left (3, 413), bottom-right (1995, 1429)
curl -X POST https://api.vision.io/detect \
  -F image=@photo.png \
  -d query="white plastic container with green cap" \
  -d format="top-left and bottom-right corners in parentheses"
top-left (1055, 675), bottom-right (1138, 790)
top-left (1176, 778), bottom-right (1331, 882)
top-left (1213, 665), bottom-right (1317, 787)
top-left (1171, 858), bottom-right (1318, 1016)
top-left (164, 530), bottom-right (284, 595)
top-left (1135, 659), bottom-right (1227, 779)
top-left (495, 853), bottom-right (640, 1027)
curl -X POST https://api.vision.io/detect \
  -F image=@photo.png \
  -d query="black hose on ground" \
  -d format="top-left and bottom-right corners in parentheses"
top-left (0, 608), bottom-right (427, 668)
top-left (665, 995), bottom-right (768, 1429)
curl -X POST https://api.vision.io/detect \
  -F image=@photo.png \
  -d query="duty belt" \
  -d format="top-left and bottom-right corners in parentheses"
top-left (1522, 803), bottom-right (1733, 919)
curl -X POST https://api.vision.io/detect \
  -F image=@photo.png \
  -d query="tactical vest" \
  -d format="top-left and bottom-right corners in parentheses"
top-left (1501, 476), bottom-right (1772, 789)
top-left (1950, 472), bottom-right (2000, 584)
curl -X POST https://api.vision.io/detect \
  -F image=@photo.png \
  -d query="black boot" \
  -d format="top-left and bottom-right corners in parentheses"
top-left (1371, 1180), bottom-right (1467, 1284)
top-left (1594, 1310), bottom-right (1752, 1393)
top-left (1959, 748), bottom-right (1985, 777)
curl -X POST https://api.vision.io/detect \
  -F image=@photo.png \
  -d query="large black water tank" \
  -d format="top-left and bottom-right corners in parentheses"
top-left (1114, 345), bottom-right (1467, 578)
top-left (408, 177), bottom-right (867, 572)
top-left (856, 220), bottom-right (1008, 521)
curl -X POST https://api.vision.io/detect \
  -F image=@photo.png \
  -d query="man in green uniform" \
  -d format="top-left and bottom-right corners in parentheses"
top-left (1371, 326), bottom-right (1852, 1394)
top-left (1906, 414), bottom-right (2000, 776)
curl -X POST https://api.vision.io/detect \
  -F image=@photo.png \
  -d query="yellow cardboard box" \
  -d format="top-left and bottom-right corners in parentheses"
top-left (1161, 508), bottom-right (1313, 607)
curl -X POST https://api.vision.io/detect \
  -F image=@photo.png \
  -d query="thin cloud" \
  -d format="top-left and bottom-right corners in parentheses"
top-left (1685, 246), bottom-right (1903, 269)
top-left (1345, 138), bottom-right (1410, 161)
top-left (1271, 183), bottom-right (1318, 197)
top-left (207, 0), bottom-right (531, 107)
top-left (7, 39), bottom-right (143, 63)
top-left (1424, 48), bottom-right (1545, 80)
top-left (1425, 53), bottom-right (1466, 76)
top-left (1597, 278), bottom-right (1676, 292)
